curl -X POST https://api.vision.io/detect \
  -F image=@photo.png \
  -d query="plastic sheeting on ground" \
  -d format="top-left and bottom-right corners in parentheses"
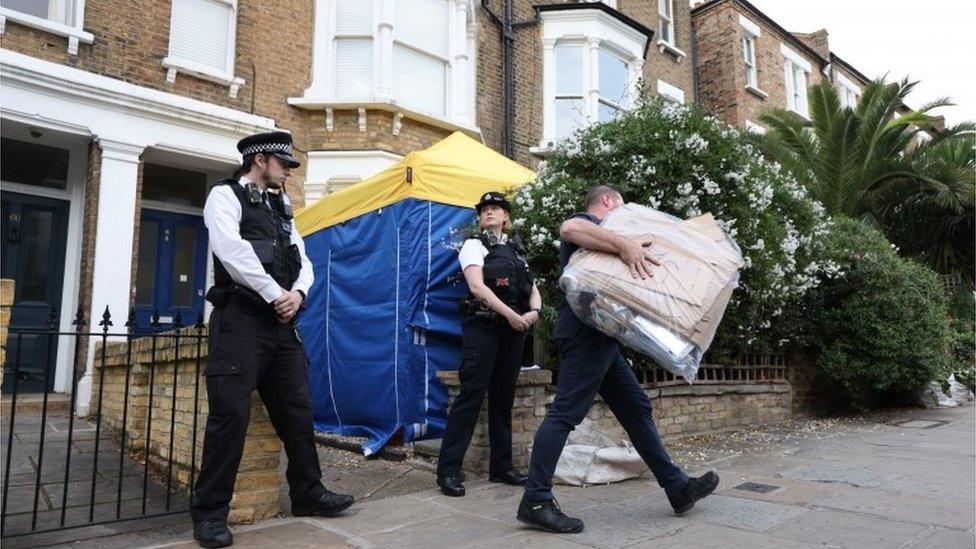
top-left (560, 204), bottom-right (743, 382)
top-left (295, 132), bottom-right (535, 456)
top-left (553, 419), bottom-right (648, 486)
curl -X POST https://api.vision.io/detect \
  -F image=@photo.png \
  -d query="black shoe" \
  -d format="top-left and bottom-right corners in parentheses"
top-left (517, 498), bottom-right (584, 534)
top-left (489, 469), bottom-right (527, 486)
top-left (193, 518), bottom-right (233, 548)
top-left (668, 471), bottom-right (720, 515)
top-left (437, 474), bottom-right (465, 497)
top-left (292, 489), bottom-right (355, 517)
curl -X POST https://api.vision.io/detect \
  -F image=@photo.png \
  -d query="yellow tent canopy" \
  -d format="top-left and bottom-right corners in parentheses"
top-left (296, 132), bottom-right (537, 236)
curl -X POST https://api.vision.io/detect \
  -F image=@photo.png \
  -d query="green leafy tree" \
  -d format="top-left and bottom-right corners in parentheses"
top-left (758, 78), bottom-right (975, 282)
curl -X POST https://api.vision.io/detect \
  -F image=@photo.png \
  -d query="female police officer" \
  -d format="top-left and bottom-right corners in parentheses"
top-left (436, 191), bottom-right (542, 497)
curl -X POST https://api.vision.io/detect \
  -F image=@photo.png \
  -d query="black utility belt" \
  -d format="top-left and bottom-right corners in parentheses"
top-left (206, 285), bottom-right (277, 319)
top-left (458, 297), bottom-right (527, 322)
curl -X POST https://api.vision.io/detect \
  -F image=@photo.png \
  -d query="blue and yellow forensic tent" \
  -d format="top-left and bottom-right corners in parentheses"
top-left (296, 132), bottom-right (536, 455)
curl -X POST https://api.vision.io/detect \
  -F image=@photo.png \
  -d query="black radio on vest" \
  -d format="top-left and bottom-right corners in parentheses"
top-left (462, 232), bottom-right (534, 318)
top-left (210, 179), bottom-right (302, 307)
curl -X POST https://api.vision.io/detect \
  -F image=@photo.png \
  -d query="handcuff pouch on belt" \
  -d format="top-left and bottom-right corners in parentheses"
top-left (458, 296), bottom-right (499, 321)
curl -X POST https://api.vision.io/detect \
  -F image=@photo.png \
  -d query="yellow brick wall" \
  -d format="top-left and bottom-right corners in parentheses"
top-left (0, 279), bottom-right (13, 366)
top-left (92, 329), bottom-right (282, 524)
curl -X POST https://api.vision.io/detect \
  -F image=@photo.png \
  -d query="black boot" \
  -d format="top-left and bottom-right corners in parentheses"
top-left (193, 518), bottom-right (233, 548)
top-left (517, 498), bottom-right (584, 534)
top-left (489, 469), bottom-right (527, 486)
top-left (437, 474), bottom-right (465, 497)
top-left (292, 489), bottom-right (355, 517)
top-left (668, 471), bottom-right (720, 515)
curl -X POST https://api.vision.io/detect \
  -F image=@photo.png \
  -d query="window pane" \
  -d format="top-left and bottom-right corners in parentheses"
top-left (659, 20), bottom-right (671, 43)
top-left (599, 48), bottom-right (629, 107)
top-left (0, 138), bottom-right (69, 190)
top-left (335, 38), bottom-right (373, 97)
top-left (142, 164), bottom-right (208, 208)
top-left (169, 0), bottom-right (232, 73)
top-left (393, 44), bottom-right (446, 115)
top-left (554, 98), bottom-right (586, 140)
top-left (335, 0), bottom-right (372, 35)
top-left (3, 0), bottom-right (47, 19)
top-left (20, 209), bottom-right (53, 302)
top-left (171, 225), bottom-right (196, 308)
top-left (395, 0), bottom-right (448, 58)
top-left (135, 220), bottom-right (158, 305)
top-left (555, 45), bottom-right (582, 95)
top-left (598, 101), bottom-right (621, 123)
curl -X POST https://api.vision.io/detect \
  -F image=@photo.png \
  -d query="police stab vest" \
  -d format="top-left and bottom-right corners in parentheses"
top-left (211, 179), bottom-right (302, 293)
top-left (468, 232), bottom-right (534, 314)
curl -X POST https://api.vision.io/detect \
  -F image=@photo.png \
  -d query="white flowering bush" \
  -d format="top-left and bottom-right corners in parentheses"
top-left (511, 97), bottom-right (835, 359)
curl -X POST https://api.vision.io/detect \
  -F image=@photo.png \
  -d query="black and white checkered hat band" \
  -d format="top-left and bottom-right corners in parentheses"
top-left (241, 143), bottom-right (293, 156)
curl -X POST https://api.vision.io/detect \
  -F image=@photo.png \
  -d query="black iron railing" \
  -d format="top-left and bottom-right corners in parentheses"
top-left (1, 306), bottom-right (206, 539)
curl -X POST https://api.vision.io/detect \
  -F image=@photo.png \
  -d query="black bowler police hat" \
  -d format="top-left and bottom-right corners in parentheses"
top-left (475, 191), bottom-right (511, 213)
top-left (237, 131), bottom-right (301, 168)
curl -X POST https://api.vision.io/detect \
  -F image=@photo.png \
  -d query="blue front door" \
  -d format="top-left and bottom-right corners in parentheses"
top-left (134, 209), bottom-right (208, 332)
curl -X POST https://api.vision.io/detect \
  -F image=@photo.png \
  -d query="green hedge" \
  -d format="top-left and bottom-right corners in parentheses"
top-left (796, 217), bottom-right (950, 405)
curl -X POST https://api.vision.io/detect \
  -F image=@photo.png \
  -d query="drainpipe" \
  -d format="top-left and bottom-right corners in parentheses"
top-left (480, 0), bottom-right (539, 159)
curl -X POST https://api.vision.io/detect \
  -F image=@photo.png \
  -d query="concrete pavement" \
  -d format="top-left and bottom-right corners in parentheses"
top-left (32, 406), bottom-right (976, 548)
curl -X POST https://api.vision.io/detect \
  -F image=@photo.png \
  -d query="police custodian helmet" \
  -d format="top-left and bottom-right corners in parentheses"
top-left (237, 131), bottom-right (301, 168)
top-left (475, 191), bottom-right (511, 213)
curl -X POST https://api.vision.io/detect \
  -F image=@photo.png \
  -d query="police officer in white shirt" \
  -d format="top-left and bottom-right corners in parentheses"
top-left (436, 192), bottom-right (542, 497)
top-left (191, 132), bottom-right (353, 548)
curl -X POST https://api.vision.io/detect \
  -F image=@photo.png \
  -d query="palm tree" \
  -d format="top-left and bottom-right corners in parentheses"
top-left (757, 78), bottom-right (975, 282)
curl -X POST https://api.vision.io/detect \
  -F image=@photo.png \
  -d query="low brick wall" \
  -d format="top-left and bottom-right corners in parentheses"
top-left (92, 330), bottom-right (281, 524)
top-left (1, 279), bottom-right (12, 365)
top-left (437, 369), bottom-right (553, 474)
top-left (438, 367), bottom-right (792, 474)
top-left (587, 382), bottom-right (791, 440)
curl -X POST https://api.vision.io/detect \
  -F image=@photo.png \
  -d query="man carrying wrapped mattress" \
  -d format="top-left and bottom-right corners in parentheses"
top-left (517, 185), bottom-right (724, 534)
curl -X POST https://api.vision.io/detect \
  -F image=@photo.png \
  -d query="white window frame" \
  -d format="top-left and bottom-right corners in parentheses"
top-left (162, 0), bottom-right (244, 98)
top-left (835, 71), bottom-right (861, 109)
top-left (739, 15), bottom-right (767, 99)
top-left (289, 0), bottom-right (479, 135)
top-left (538, 8), bottom-right (648, 149)
top-left (781, 43), bottom-right (811, 119)
top-left (656, 79), bottom-right (685, 104)
top-left (303, 150), bottom-right (403, 203)
top-left (656, 0), bottom-right (686, 61)
top-left (745, 119), bottom-right (766, 135)
top-left (0, 0), bottom-right (93, 55)
top-left (391, 1), bottom-right (451, 118)
top-left (597, 46), bottom-right (631, 122)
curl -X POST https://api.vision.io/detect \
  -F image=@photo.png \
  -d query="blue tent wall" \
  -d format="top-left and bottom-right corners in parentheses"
top-left (300, 198), bottom-right (474, 455)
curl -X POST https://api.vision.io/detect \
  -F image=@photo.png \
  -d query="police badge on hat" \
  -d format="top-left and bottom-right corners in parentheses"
top-left (475, 191), bottom-right (511, 213)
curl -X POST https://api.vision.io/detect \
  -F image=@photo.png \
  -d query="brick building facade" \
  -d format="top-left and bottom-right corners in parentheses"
top-left (690, 0), bottom-right (878, 133)
top-left (0, 0), bottom-right (697, 410)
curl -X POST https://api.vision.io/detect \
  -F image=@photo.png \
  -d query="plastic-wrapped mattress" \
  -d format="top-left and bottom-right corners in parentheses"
top-left (560, 204), bottom-right (743, 382)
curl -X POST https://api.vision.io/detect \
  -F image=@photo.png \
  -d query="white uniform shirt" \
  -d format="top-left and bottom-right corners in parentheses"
top-left (458, 233), bottom-right (509, 270)
top-left (203, 176), bottom-right (314, 303)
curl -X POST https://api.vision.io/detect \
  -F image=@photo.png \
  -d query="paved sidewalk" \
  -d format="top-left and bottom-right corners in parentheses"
top-left (35, 406), bottom-right (976, 548)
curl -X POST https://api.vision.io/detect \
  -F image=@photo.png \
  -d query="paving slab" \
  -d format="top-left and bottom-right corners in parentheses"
top-left (817, 487), bottom-right (976, 530)
top-left (627, 523), bottom-right (826, 549)
top-left (766, 507), bottom-right (931, 547)
top-left (164, 520), bottom-right (355, 548)
top-left (904, 527), bottom-right (976, 549)
top-left (693, 493), bottom-right (808, 533)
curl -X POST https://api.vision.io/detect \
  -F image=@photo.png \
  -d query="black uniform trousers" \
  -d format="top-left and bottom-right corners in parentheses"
top-left (437, 317), bottom-right (525, 477)
top-left (190, 298), bottom-right (326, 522)
top-left (523, 328), bottom-right (689, 502)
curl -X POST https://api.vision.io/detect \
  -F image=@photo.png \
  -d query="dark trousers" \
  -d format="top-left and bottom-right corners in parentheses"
top-left (523, 329), bottom-right (689, 501)
top-left (437, 318), bottom-right (526, 476)
top-left (190, 299), bottom-right (326, 522)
